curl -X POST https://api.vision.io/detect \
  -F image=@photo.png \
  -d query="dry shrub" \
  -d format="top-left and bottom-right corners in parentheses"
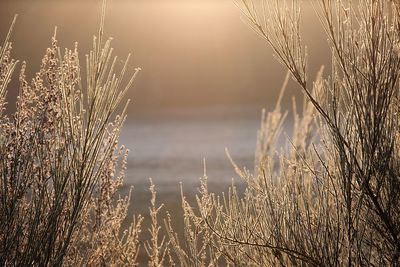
top-left (167, 1), bottom-right (400, 266)
top-left (0, 2), bottom-right (143, 266)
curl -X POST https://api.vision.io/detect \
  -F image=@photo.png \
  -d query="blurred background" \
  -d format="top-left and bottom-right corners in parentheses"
top-left (0, 0), bottom-right (329, 231)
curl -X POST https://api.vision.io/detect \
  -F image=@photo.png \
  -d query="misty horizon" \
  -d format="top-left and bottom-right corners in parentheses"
top-left (0, 0), bottom-right (329, 116)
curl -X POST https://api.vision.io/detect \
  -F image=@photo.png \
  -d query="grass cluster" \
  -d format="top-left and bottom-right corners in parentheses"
top-left (0, 6), bottom-right (142, 266)
top-left (1, 0), bottom-right (399, 266)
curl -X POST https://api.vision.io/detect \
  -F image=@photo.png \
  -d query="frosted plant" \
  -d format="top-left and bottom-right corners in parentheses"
top-left (0, 1), bottom-right (143, 266)
top-left (168, 0), bottom-right (400, 266)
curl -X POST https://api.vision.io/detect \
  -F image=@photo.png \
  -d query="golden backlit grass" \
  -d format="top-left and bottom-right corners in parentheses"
top-left (1, 0), bottom-right (400, 266)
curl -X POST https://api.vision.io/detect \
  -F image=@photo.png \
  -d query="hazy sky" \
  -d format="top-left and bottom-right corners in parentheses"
top-left (0, 0), bottom-right (329, 116)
